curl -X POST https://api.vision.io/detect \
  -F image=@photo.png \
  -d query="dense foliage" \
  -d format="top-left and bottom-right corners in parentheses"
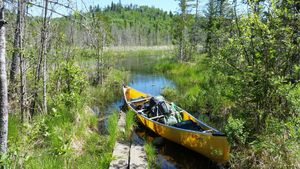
top-left (157, 0), bottom-right (300, 168)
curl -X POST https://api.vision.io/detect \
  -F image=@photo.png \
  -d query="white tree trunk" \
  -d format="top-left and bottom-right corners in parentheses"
top-left (42, 0), bottom-right (49, 114)
top-left (0, 0), bottom-right (8, 153)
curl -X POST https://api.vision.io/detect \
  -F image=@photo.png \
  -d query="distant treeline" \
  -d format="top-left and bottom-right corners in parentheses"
top-left (88, 2), bottom-right (174, 46)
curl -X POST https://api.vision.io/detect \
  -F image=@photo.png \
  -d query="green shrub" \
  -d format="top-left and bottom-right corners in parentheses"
top-left (225, 116), bottom-right (248, 147)
top-left (50, 62), bottom-right (87, 110)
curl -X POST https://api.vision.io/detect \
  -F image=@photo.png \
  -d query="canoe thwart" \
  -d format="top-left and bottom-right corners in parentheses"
top-left (149, 115), bottom-right (164, 120)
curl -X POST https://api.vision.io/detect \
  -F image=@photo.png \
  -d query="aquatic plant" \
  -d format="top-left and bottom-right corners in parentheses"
top-left (144, 142), bottom-right (158, 169)
top-left (125, 110), bottom-right (136, 140)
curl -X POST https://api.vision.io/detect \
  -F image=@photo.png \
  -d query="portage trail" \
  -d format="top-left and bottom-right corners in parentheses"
top-left (109, 111), bottom-right (147, 169)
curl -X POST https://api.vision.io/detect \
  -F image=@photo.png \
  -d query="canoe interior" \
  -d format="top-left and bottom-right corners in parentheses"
top-left (123, 85), bottom-right (230, 163)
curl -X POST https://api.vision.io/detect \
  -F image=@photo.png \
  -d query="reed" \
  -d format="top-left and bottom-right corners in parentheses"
top-left (144, 142), bottom-right (158, 169)
top-left (124, 110), bottom-right (136, 140)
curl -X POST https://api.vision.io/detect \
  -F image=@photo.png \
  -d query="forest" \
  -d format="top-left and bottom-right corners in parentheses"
top-left (0, 0), bottom-right (299, 168)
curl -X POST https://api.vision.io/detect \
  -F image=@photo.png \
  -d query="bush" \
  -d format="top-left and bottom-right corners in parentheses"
top-left (50, 62), bottom-right (87, 110)
top-left (225, 116), bottom-right (248, 147)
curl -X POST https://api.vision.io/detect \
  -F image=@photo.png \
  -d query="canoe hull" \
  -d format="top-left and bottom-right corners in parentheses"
top-left (123, 86), bottom-right (230, 163)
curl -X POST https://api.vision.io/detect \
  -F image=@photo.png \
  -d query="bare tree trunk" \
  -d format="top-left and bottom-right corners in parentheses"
top-left (100, 32), bottom-right (106, 84)
top-left (191, 0), bottom-right (200, 51)
top-left (9, 0), bottom-right (24, 102)
top-left (0, 0), bottom-right (8, 154)
top-left (179, 38), bottom-right (184, 61)
top-left (30, 0), bottom-right (49, 115)
top-left (18, 0), bottom-right (27, 122)
top-left (42, 0), bottom-right (49, 114)
top-left (10, 0), bottom-right (22, 86)
top-left (96, 47), bottom-right (101, 84)
top-left (178, 0), bottom-right (188, 61)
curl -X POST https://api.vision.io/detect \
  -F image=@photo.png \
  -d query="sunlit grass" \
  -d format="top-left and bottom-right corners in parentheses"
top-left (124, 110), bottom-right (136, 140)
top-left (144, 142), bottom-right (158, 169)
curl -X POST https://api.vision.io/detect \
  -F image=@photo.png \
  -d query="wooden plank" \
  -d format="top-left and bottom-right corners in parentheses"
top-left (109, 111), bottom-right (148, 169)
top-left (109, 111), bottom-right (130, 169)
top-left (129, 141), bottom-right (147, 169)
top-left (109, 141), bottom-right (130, 169)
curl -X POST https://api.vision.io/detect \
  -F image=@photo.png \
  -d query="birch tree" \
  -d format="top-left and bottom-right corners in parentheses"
top-left (0, 0), bottom-right (8, 154)
top-left (41, 0), bottom-right (49, 114)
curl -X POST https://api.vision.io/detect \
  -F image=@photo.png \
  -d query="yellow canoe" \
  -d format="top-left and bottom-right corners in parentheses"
top-left (123, 85), bottom-right (230, 163)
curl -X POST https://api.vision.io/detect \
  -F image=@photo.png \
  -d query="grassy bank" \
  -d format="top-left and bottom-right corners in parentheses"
top-left (7, 100), bottom-right (120, 169)
top-left (154, 55), bottom-right (228, 126)
top-left (5, 61), bottom-right (128, 168)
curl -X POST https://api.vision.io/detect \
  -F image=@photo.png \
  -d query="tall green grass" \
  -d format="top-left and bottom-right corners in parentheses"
top-left (124, 110), bottom-right (136, 140)
top-left (107, 112), bottom-right (119, 149)
top-left (144, 143), bottom-right (158, 169)
top-left (6, 67), bottom-right (126, 168)
top-left (155, 55), bottom-right (232, 129)
top-left (87, 69), bottom-right (130, 111)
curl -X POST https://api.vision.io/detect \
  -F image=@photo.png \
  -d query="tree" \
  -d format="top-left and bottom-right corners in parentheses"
top-left (0, 0), bottom-right (8, 154)
top-left (174, 0), bottom-right (193, 61)
top-left (30, 0), bottom-right (50, 115)
top-left (9, 0), bottom-right (23, 99)
top-left (205, 0), bottom-right (217, 56)
top-left (18, 0), bottom-right (27, 122)
top-left (41, 0), bottom-right (49, 114)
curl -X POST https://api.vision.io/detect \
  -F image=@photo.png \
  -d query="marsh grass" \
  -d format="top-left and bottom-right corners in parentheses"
top-left (124, 110), bottom-right (136, 140)
top-left (77, 48), bottom-right (174, 74)
top-left (87, 69), bottom-right (130, 111)
top-left (154, 55), bottom-right (231, 129)
top-left (144, 142), bottom-right (158, 169)
top-left (107, 112), bottom-right (119, 149)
